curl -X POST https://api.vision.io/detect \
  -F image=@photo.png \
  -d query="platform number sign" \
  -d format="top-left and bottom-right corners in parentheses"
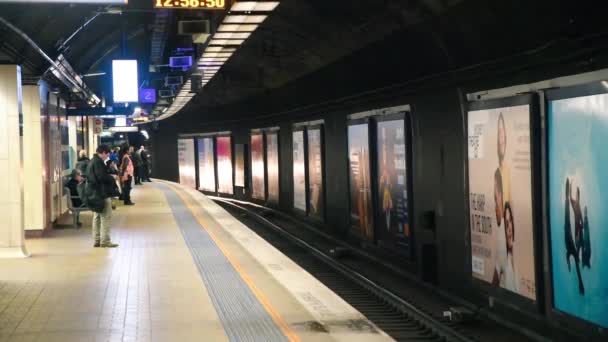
top-left (154, 0), bottom-right (225, 9)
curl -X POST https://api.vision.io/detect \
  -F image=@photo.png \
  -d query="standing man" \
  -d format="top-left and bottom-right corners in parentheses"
top-left (140, 146), bottom-right (152, 182)
top-left (132, 145), bottom-right (144, 185)
top-left (87, 145), bottom-right (119, 248)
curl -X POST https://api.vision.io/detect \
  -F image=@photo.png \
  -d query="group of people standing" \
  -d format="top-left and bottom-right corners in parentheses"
top-left (66, 143), bottom-right (152, 248)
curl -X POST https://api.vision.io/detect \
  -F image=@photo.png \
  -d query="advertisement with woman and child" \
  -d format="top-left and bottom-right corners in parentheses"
top-left (548, 92), bottom-right (607, 328)
top-left (467, 103), bottom-right (537, 300)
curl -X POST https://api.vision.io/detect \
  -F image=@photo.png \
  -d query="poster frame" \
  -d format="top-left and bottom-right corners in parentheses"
top-left (346, 118), bottom-right (376, 242)
top-left (215, 133), bottom-right (234, 196)
top-left (292, 127), bottom-right (308, 215)
top-left (250, 132), bottom-right (267, 204)
top-left (265, 129), bottom-right (281, 207)
top-left (466, 93), bottom-right (542, 314)
top-left (306, 124), bottom-right (326, 223)
top-left (544, 81), bottom-right (608, 334)
top-left (374, 112), bottom-right (415, 258)
top-left (196, 136), bottom-right (217, 195)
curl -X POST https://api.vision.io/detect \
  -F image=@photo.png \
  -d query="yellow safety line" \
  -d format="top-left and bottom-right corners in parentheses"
top-left (168, 183), bottom-right (301, 342)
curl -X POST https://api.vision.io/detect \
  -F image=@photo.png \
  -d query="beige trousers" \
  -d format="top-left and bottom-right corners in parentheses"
top-left (92, 198), bottom-right (112, 244)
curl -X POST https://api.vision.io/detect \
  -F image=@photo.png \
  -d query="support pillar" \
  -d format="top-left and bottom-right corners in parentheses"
top-left (22, 85), bottom-right (45, 235)
top-left (0, 65), bottom-right (29, 257)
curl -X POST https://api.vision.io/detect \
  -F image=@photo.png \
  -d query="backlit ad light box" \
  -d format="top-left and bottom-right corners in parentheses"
top-left (112, 60), bottom-right (138, 103)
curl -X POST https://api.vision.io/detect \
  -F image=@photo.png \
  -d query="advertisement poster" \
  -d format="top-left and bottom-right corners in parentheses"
top-left (307, 128), bottom-right (324, 219)
top-left (548, 93), bottom-right (608, 328)
top-left (468, 104), bottom-right (536, 300)
top-left (293, 130), bottom-right (306, 211)
top-left (235, 144), bottom-right (245, 187)
top-left (177, 138), bottom-right (196, 189)
top-left (348, 124), bottom-right (374, 240)
top-left (376, 119), bottom-right (411, 253)
top-left (267, 132), bottom-right (280, 203)
top-left (197, 137), bottom-right (216, 192)
top-left (216, 136), bottom-right (233, 194)
top-left (251, 134), bottom-right (266, 200)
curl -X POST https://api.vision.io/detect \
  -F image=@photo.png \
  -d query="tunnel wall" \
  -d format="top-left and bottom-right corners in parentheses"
top-left (145, 5), bottom-right (608, 339)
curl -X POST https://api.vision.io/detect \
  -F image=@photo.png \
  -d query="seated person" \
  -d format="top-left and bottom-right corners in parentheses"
top-left (66, 169), bottom-right (84, 208)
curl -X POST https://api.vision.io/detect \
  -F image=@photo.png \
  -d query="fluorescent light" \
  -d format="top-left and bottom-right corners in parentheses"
top-left (202, 52), bottom-right (234, 58)
top-left (209, 39), bottom-right (245, 45)
top-left (217, 24), bottom-right (258, 32)
top-left (205, 47), bottom-right (237, 52)
top-left (230, 1), bottom-right (279, 12)
top-left (200, 57), bottom-right (229, 62)
top-left (224, 15), bottom-right (267, 23)
top-left (214, 32), bottom-right (251, 40)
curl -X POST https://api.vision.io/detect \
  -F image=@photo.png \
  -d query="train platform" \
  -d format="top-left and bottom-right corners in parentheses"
top-left (0, 181), bottom-right (392, 342)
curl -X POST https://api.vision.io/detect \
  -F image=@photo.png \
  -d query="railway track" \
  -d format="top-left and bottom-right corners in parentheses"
top-left (212, 197), bottom-right (478, 342)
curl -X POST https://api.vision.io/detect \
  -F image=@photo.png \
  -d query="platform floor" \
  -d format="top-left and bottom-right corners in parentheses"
top-left (0, 181), bottom-right (393, 342)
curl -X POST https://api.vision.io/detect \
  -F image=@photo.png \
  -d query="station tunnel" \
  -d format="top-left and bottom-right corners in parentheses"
top-left (0, 0), bottom-right (607, 341)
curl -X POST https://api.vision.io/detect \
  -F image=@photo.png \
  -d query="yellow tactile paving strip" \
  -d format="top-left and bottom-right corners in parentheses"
top-left (0, 185), bottom-right (228, 342)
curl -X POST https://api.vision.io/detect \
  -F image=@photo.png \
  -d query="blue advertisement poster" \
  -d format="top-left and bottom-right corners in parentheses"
top-left (548, 92), bottom-right (608, 328)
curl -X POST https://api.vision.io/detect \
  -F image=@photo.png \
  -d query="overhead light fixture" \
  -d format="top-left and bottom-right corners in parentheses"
top-left (205, 47), bottom-right (237, 52)
top-left (230, 1), bottom-right (279, 12)
top-left (202, 52), bottom-right (234, 58)
top-left (217, 24), bottom-right (258, 32)
top-left (214, 32), bottom-right (251, 40)
top-left (224, 15), bottom-right (268, 24)
top-left (209, 39), bottom-right (245, 45)
top-left (200, 57), bottom-right (230, 62)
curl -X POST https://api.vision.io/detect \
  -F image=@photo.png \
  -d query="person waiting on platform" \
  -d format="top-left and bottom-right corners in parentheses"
top-left (132, 145), bottom-right (144, 185)
top-left (119, 144), bottom-right (135, 205)
top-left (66, 169), bottom-right (84, 207)
top-left (86, 145), bottom-right (119, 248)
top-left (75, 150), bottom-right (90, 177)
top-left (140, 145), bottom-right (152, 182)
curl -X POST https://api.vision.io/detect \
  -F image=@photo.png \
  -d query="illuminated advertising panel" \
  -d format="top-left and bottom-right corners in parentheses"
top-left (234, 144), bottom-right (245, 187)
top-left (266, 132), bottom-right (280, 204)
top-left (468, 102), bottom-right (536, 300)
top-left (177, 138), bottom-right (196, 189)
top-left (376, 119), bottom-right (411, 254)
top-left (112, 60), bottom-right (138, 103)
top-left (348, 123), bottom-right (373, 240)
top-left (548, 90), bottom-right (608, 327)
top-left (197, 137), bottom-right (215, 192)
top-left (292, 130), bottom-right (306, 211)
top-left (251, 134), bottom-right (265, 200)
top-left (307, 128), bottom-right (324, 220)
top-left (216, 136), bottom-right (233, 194)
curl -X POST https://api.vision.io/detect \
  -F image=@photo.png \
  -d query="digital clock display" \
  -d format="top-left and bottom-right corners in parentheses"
top-left (154, 0), bottom-right (225, 9)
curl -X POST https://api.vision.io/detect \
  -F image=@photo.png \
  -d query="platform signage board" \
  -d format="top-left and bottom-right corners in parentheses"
top-left (467, 102), bottom-right (536, 300)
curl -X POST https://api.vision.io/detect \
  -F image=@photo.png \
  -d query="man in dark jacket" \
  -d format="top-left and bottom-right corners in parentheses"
top-left (141, 146), bottom-right (152, 182)
top-left (132, 146), bottom-right (144, 185)
top-left (87, 145), bottom-right (119, 248)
